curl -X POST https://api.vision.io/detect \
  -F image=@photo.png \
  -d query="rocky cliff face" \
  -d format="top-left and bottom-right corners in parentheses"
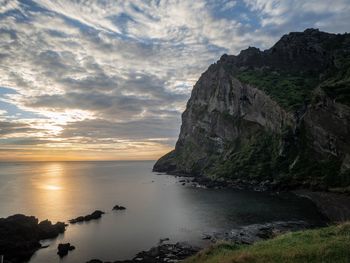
top-left (154, 29), bottom-right (350, 190)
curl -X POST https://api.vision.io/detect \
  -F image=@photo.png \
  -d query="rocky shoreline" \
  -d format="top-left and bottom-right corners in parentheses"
top-left (160, 172), bottom-right (298, 192)
top-left (87, 242), bottom-right (200, 263)
top-left (204, 220), bottom-right (313, 244)
top-left (166, 173), bottom-right (350, 223)
top-left (171, 173), bottom-right (347, 193)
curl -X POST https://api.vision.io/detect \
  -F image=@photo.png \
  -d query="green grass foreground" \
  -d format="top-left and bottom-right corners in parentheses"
top-left (185, 222), bottom-right (350, 263)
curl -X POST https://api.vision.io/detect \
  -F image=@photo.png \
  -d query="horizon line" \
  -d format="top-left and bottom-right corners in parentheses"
top-left (0, 159), bottom-right (157, 163)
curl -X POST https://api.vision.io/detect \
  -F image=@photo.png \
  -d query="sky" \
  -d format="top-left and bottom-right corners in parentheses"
top-left (0, 0), bottom-right (349, 161)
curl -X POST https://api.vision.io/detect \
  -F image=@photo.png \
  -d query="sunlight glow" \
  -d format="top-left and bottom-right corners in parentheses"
top-left (43, 184), bottom-right (62, 191)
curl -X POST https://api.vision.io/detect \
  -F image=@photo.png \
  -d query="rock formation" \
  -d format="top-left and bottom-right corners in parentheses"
top-left (57, 243), bottom-right (75, 257)
top-left (0, 214), bottom-right (66, 263)
top-left (69, 210), bottom-right (105, 224)
top-left (154, 29), bottom-right (350, 190)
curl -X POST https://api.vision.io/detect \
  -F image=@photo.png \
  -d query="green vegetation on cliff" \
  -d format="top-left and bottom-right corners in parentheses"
top-left (321, 51), bottom-right (350, 106)
top-left (236, 70), bottom-right (319, 111)
top-left (235, 55), bottom-right (350, 111)
top-left (208, 129), bottom-right (280, 180)
top-left (185, 222), bottom-right (350, 263)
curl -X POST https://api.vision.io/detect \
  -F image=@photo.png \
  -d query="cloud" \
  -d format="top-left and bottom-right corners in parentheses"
top-left (61, 117), bottom-right (180, 142)
top-left (243, 0), bottom-right (350, 33)
top-left (0, 120), bottom-right (42, 136)
top-left (0, 0), bottom-right (349, 160)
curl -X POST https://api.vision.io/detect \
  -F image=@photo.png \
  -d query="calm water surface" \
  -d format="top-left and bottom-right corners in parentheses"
top-left (0, 161), bottom-right (324, 262)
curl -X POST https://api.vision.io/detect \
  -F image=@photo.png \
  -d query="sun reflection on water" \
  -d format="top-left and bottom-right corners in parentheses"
top-left (41, 184), bottom-right (62, 191)
top-left (30, 162), bottom-right (69, 221)
top-left (38, 162), bottom-right (64, 191)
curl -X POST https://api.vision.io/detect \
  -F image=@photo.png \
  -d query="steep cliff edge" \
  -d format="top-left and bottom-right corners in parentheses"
top-left (154, 29), bottom-right (350, 190)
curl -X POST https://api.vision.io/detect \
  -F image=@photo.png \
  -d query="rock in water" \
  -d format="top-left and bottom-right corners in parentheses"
top-left (0, 214), bottom-right (66, 263)
top-left (69, 210), bottom-right (105, 223)
top-left (112, 205), bottom-right (126, 211)
top-left (57, 243), bottom-right (75, 257)
top-left (153, 28), bottom-right (350, 191)
top-left (38, 219), bottom-right (66, 238)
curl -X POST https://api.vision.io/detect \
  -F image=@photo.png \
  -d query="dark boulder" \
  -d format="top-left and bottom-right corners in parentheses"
top-left (112, 205), bottom-right (126, 211)
top-left (57, 243), bottom-right (75, 257)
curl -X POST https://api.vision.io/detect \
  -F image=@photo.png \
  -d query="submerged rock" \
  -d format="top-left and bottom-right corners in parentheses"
top-left (69, 210), bottom-right (105, 224)
top-left (0, 214), bottom-right (66, 263)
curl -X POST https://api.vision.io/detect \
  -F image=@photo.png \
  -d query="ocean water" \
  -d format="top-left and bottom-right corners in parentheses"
top-left (0, 161), bottom-right (324, 262)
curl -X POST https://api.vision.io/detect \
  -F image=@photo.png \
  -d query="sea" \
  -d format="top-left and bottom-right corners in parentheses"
top-left (0, 161), bottom-right (324, 262)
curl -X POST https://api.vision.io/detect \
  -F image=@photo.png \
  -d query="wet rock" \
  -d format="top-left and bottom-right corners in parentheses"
top-left (112, 205), bottom-right (126, 211)
top-left (38, 219), bottom-right (66, 238)
top-left (0, 214), bottom-right (66, 263)
top-left (57, 243), bottom-right (75, 257)
top-left (87, 242), bottom-right (200, 263)
top-left (202, 234), bottom-right (211, 240)
top-left (211, 221), bottom-right (311, 244)
top-left (186, 176), bottom-right (286, 192)
top-left (159, 238), bottom-right (170, 244)
top-left (69, 210), bottom-right (105, 223)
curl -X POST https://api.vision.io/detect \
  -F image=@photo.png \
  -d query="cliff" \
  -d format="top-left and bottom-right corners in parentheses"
top-left (154, 29), bottom-right (350, 190)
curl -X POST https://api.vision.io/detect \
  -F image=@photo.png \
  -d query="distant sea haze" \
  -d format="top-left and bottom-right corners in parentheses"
top-left (0, 161), bottom-right (324, 262)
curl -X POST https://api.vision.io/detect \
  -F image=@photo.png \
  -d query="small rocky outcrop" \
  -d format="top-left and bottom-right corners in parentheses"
top-left (57, 243), bottom-right (75, 257)
top-left (69, 210), bottom-right (105, 224)
top-left (86, 242), bottom-right (200, 263)
top-left (0, 214), bottom-right (66, 263)
top-left (112, 205), bottom-right (126, 211)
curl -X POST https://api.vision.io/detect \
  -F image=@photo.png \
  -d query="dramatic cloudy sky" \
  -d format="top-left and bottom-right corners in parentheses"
top-left (0, 0), bottom-right (349, 161)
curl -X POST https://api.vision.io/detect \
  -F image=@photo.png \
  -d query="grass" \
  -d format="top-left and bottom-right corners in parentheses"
top-left (185, 222), bottom-right (350, 263)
